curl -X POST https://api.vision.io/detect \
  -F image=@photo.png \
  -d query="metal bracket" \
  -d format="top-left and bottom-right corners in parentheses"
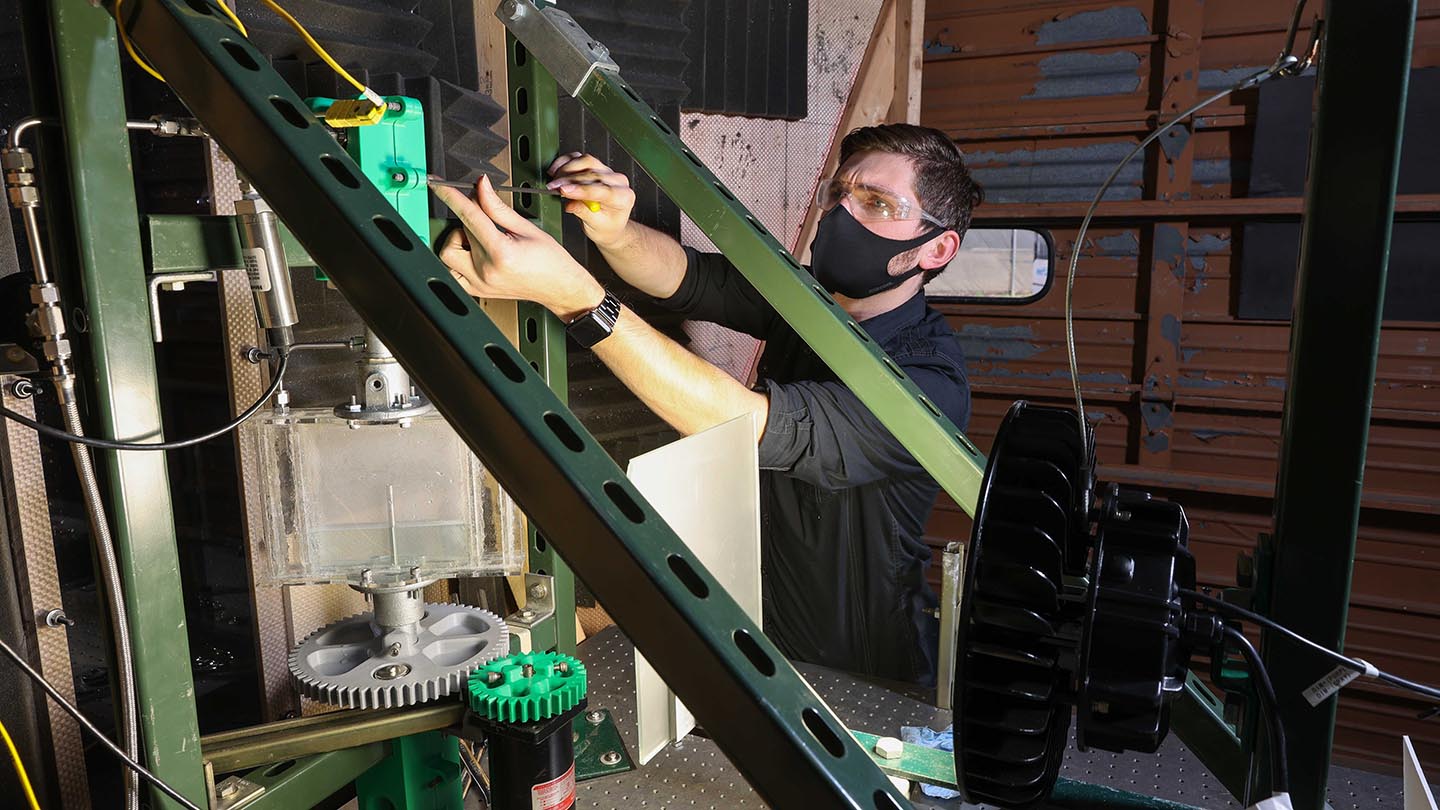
top-left (146, 271), bottom-right (217, 343)
top-left (495, 0), bottom-right (618, 97)
top-left (212, 775), bottom-right (265, 810)
top-left (506, 572), bottom-right (556, 652)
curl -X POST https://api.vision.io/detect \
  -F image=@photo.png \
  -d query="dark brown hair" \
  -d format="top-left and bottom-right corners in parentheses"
top-left (838, 124), bottom-right (984, 280)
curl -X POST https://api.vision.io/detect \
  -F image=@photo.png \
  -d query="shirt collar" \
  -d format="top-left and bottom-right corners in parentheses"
top-left (856, 291), bottom-right (928, 347)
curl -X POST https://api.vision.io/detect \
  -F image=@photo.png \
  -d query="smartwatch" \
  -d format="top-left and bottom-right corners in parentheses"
top-left (565, 290), bottom-right (621, 349)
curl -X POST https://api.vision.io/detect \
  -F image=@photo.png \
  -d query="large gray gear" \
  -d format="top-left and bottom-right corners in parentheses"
top-left (290, 603), bottom-right (509, 709)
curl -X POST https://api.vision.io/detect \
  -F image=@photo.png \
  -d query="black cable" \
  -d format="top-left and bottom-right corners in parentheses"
top-left (0, 353), bottom-right (287, 451)
top-left (0, 636), bottom-right (203, 810)
top-left (1225, 626), bottom-right (1289, 797)
top-left (1182, 588), bottom-right (1440, 703)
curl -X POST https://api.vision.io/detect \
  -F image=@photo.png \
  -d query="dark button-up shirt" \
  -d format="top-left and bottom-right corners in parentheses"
top-left (656, 247), bottom-right (971, 684)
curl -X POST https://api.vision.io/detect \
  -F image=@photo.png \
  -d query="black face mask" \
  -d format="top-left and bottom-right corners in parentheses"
top-left (808, 205), bottom-right (940, 299)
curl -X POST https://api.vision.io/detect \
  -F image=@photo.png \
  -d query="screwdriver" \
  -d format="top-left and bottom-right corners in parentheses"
top-left (426, 174), bottom-right (601, 211)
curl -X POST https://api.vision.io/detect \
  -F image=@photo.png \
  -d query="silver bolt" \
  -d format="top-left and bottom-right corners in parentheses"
top-left (528, 583), bottom-right (549, 600)
top-left (599, 751), bottom-right (622, 766)
top-left (518, 609), bottom-right (536, 621)
top-left (572, 731), bottom-right (580, 743)
top-left (360, 569), bottom-right (374, 586)
top-left (391, 170), bottom-right (406, 183)
top-left (42, 608), bottom-right (74, 628)
top-left (387, 642), bottom-right (402, 657)
top-left (9, 379), bottom-right (34, 399)
top-left (522, 663), bottom-right (535, 678)
top-left (586, 710), bottom-right (605, 724)
top-left (555, 661), bottom-right (569, 675)
top-left (486, 671), bottom-right (502, 685)
top-left (218, 781), bottom-right (240, 799)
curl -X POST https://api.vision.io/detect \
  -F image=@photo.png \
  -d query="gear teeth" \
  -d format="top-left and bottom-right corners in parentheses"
top-left (468, 652), bottom-right (587, 723)
top-left (289, 604), bottom-right (509, 709)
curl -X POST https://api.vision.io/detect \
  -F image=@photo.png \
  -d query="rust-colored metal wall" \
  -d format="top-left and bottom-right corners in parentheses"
top-left (922, 0), bottom-right (1440, 773)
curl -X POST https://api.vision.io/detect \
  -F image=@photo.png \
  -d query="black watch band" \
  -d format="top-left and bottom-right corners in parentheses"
top-left (565, 290), bottom-right (621, 349)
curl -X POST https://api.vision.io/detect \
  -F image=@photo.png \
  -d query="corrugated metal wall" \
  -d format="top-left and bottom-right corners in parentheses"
top-left (922, 0), bottom-right (1440, 773)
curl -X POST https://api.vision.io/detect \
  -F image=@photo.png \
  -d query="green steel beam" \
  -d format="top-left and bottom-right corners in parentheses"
top-left (506, 25), bottom-right (577, 656)
top-left (1171, 673), bottom-right (1248, 803)
top-left (239, 744), bottom-right (388, 810)
top-left (560, 63), bottom-right (988, 514)
top-left (145, 214), bottom-right (457, 273)
top-left (355, 732), bottom-right (462, 810)
top-left (1261, 3), bottom-right (1415, 808)
top-left (201, 703), bottom-right (465, 776)
top-left (44, 2), bottom-right (204, 807)
top-left (115, 2), bottom-right (909, 807)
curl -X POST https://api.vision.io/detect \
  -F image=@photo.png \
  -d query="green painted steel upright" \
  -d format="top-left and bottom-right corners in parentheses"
top-left (1260, 2), bottom-right (1415, 808)
top-left (506, 19), bottom-right (577, 656)
top-left (41, 1), bottom-right (205, 807)
top-left (113, 2), bottom-right (911, 807)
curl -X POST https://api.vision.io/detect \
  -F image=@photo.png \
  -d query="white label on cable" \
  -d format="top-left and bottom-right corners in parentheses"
top-left (1304, 665), bottom-right (1361, 707)
top-left (531, 762), bottom-right (576, 810)
top-left (242, 248), bottom-right (271, 292)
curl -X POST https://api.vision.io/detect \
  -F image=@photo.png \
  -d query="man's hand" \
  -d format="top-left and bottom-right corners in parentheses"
top-left (547, 153), bottom-right (636, 249)
top-left (431, 176), bottom-right (604, 321)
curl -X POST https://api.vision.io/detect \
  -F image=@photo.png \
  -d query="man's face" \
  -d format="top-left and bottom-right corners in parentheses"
top-left (834, 151), bottom-right (937, 277)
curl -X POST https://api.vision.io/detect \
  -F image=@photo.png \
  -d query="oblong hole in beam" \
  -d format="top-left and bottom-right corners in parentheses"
top-left (603, 481), bottom-right (645, 523)
top-left (667, 554), bottom-right (709, 599)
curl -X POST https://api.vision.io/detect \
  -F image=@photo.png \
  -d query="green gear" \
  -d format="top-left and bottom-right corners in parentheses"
top-left (467, 651), bottom-right (587, 724)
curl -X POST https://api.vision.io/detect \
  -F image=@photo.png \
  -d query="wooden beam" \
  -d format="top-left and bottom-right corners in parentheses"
top-left (890, 0), bottom-right (925, 123)
top-left (791, 0), bottom-right (899, 261)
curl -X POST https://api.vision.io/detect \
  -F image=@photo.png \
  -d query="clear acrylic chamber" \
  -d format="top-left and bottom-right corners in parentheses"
top-left (243, 408), bottom-right (526, 586)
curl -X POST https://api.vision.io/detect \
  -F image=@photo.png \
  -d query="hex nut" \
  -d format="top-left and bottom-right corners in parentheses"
top-left (873, 736), bottom-right (904, 760)
top-left (1, 150), bottom-right (34, 170)
top-left (7, 186), bottom-right (38, 207)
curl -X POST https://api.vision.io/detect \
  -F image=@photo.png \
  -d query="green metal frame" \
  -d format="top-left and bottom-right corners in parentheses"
top-left (114, 1), bottom-right (909, 807)
top-left (1261, 1), bottom-right (1416, 807)
top-left (27, 2), bottom-right (205, 807)
top-left (32, 0), bottom-right (1407, 806)
top-left (506, 26), bottom-right (577, 657)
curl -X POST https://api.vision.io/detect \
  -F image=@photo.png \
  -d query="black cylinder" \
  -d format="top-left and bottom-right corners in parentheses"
top-left (480, 700), bottom-right (585, 810)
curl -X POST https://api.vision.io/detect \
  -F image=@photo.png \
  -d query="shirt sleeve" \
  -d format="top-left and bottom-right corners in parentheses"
top-left (652, 246), bottom-right (780, 340)
top-left (757, 357), bottom-right (972, 490)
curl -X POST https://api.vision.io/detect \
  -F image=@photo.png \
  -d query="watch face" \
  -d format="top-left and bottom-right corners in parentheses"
top-left (566, 292), bottom-right (619, 349)
top-left (568, 314), bottom-right (609, 349)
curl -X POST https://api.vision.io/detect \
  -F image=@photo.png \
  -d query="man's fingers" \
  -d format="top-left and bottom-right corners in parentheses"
top-left (430, 183), bottom-right (504, 254)
top-left (475, 176), bottom-right (540, 236)
top-left (546, 154), bottom-right (612, 183)
top-left (556, 181), bottom-right (631, 209)
top-left (439, 227), bottom-right (469, 253)
top-left (547, 151), bottom-right (585, 176)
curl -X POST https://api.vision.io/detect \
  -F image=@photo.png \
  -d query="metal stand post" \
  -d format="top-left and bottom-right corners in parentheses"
top-left (1261, 2), bottom-right (1416, 807)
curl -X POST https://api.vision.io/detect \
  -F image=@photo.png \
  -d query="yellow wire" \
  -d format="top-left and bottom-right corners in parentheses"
top-left (257, 0), bottom-right (371, 97)
top-left (0, 717), bottom-right (42, 810)
top-left (115, 0), bottom-right (249, 83)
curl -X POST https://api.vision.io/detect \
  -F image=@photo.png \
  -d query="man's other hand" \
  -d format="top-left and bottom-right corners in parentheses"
top-left (431, 176), bottom-right (605, 321)
top-left (547, 152), bottom-right (636, 249)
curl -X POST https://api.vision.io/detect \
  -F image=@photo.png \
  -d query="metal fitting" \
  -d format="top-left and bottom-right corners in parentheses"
top-left (0, 149), bottom-right (34, 171)
top-left (7, 185), bottom-right (38, 208)
top-left (42, 608), bottom-right (75, 628)
top-left (9, 379), bottom-right (33, 399)
top-left (599, 751), bottom-right (622, 766)
top-left (528, 582), bottom-right (550, 601)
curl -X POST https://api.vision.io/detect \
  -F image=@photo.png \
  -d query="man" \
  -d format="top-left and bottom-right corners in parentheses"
top-left (431, 124), bottom-right (982, 685)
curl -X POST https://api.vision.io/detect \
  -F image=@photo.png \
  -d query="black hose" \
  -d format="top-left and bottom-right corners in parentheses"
top-left (1, 353), bottom-right (287, 451)
top-left (1225, 626), bottom-right (1289, 797)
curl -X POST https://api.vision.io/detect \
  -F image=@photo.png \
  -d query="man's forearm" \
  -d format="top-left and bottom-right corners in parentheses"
top-left (592, 305), bottom-right (768, 438)
top-left (594, 222), bottom-right (689, 300)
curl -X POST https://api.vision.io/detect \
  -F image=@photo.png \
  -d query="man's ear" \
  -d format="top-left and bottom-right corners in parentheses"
top-left (918, 229), bottom-right (961, 270)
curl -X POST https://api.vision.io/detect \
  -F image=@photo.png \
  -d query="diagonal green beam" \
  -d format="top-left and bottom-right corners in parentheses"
top-left (559, 67), bottom-right (988, 514)
top-left (115, 1), bottom-right (911, 807)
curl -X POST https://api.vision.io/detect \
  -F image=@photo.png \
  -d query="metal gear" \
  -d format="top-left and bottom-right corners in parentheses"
top-left (468, 652), bottom-right (587, 724)
top-left (290, 602), bottom-right (509, 709)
